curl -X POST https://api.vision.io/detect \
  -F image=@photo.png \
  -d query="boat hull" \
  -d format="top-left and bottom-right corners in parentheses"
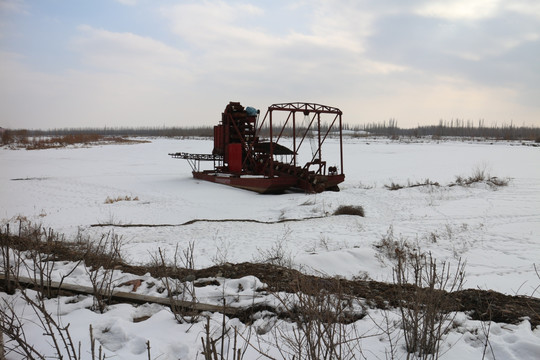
top-left (193, 171), bottom-right (344, 194)
top-left (193, 171), bottom-right (298, 194)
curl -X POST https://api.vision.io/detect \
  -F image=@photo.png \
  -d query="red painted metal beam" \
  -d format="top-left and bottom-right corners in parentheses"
top-left (268, 102), bottom-right (343, 115)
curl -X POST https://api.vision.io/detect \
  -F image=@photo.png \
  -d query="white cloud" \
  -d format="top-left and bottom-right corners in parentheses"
top-left (446, 31), bottom-right (540, 61)
top-left (416, 0), bottom-right (502, 20)
top-left (415, 0), bottom-right (540, 22)
top-left (161, 1), bottom-right (374, 55)
top-left (506, 1), bottom-right (540, 19)
top-left (0, 0), bottom-right (28, 14)
top-left (1, 25), bottom-right (200, 128)
top-left (72, 25), bottom-right (191, 81)
top-left (361, 59), bottom-right (409, 75)
top-left (115, 0), bottom-right (137, 6)
top-left (346, 78), bottom-right (535, 127)
top-left (0, 50), bottom-right (199, 128)
top-left (1, 0), bottom-right (538, 128)
top-left (307, 0), bottom-right (373, 53)
top-left (159, 0), bottom-right (395, 81)
top-left (161, 2), bottom-right (276, 50)
top-left (0, 0), bottom-right (28, 39)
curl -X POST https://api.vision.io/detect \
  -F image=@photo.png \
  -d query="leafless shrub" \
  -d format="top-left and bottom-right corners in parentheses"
top-left (200, 314), bottom-right (250, 360)
top-left (478, 300), bottom-right (496, 360)
top-left (392, 251), bottom-right (466, 359)
top-left (89, 324), bottom-right (108, 360)
top-left (0, 220), bottom-right (144, 359)
top-left (261, 275), bottom-right (367, 360)
top-left (1, 219), bottom-right (126, 274)
top-left (151, 242), bottom-right (199, 324)
top-left (333, 205), bottom-right (365, 217)
top-left (528, 263), bottom-right (540, 324)
top-left (0, 289), bottom-right (82, 359)
top-left (26, 227), bottom-right (81, 299)
top-left (0, 295), bottom-right (47, 359)
top-left (367, 309), bottom-right (401, 360)
top-left (0, 290), bottom-right (128, 359)
top-left (83, 231), bottom-right (124, 313)
top-left (1, 223), bottom-right (15, 295)
top-left (1, 221), bottom-right (81, 299)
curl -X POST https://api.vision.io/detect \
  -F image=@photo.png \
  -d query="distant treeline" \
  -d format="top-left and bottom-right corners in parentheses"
top-left (0, 126), bottom-right (214, 146)
top-left (24, 126), bottom-right (215, 138)
top-left (347, 119), bottom-right (540, 141)
top-left (2, 120), bottom-right (539, 143)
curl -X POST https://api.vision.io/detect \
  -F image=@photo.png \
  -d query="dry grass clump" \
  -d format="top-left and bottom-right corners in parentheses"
top-left (104, 195), bottom-right (139, 204)
top-left (487, 177), bottom-right (510, 187)
top-left (453, 175), bottom-right (509, 187)
top-left (333, 205), bottom-right (365, 217)
top-left (384, 182), bottom-right (405, 191)
top-left (385, 168), bottom-right (509, 191)
top-left (385, 179), bottom-right (440, 191)
top-left (453, 166), bottom-right (510, 188)
top-left (373, 226), bottom-right (415, 265)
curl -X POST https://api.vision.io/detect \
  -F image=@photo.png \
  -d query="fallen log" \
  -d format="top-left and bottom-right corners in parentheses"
top-left (0, 273), bottom-right (242, 317)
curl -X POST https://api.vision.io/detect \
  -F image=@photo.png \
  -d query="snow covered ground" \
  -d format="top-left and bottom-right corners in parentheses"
top-left (1, 137), bottom-right (539, 359)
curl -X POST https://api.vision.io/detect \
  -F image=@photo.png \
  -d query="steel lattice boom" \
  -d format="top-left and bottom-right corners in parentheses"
top-left (268, 102), bottom-right (343, 115)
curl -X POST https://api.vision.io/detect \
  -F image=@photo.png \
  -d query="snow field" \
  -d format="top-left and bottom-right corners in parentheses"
top-left (1, 137), bottom-right (539, 359)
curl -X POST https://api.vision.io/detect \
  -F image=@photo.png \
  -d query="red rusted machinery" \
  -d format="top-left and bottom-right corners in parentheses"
top-left (169, 101), bottom-right (345, 193)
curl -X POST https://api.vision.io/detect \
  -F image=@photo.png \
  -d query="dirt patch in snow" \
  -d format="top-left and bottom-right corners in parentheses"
top-left (125, 261), bottom-right (540, 328)
top-left (3, 231), bottom-right (539, 328)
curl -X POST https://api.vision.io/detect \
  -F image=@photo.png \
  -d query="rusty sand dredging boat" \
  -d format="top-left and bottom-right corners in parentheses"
top-left (169, 102), bottom-right (345, 194)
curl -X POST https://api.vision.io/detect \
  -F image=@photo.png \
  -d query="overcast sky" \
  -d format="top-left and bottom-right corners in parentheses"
top-left (1, 0), bottom-right (539, 129)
